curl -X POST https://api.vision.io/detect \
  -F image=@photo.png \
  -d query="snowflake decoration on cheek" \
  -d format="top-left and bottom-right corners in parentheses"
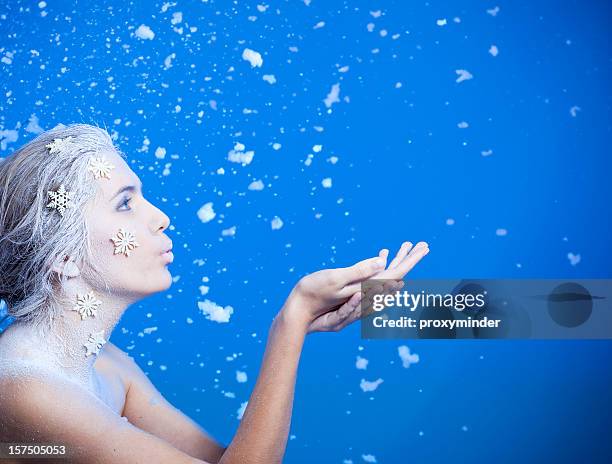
top-left (84, 330), bottom-right (107, 357)
top-left (72, 291), bottom-right (102, 320)
top-left (110, 227), bottom-right (140, 257)
top-left (46, 184), bottom-right (74, 217)
top-left (45, 136), bottom-right (75, 154)
top-left (87, 156), bottom-right (115, 180)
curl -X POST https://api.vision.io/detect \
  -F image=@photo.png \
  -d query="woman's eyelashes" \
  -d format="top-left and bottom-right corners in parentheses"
top-left (117, 196), bottom-right (132, 211)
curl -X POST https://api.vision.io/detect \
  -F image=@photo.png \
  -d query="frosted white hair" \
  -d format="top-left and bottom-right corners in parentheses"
top-left (0, 123), bottom-right (126, 331)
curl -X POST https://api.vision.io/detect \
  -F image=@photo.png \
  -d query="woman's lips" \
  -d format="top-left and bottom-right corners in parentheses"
top-left (161, 250), bottom-right (174, 263)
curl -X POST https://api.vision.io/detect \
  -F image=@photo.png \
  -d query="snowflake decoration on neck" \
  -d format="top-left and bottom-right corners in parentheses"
top-left (87, 156), bottom-right (115, 180)
top-left (46, 184), bottom-right (74, 217)
top-left (84, 330), bottom-right (107, 357)
top-left (110, 227), bottom-right (140, 257)
top-left (45, 136), bottom-right (75, 154)
top-left (72, 291), bottom-right (102, 320)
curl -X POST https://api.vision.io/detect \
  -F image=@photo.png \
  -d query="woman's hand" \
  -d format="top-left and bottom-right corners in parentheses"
top-left (281, 241), bottom-right (429, 334)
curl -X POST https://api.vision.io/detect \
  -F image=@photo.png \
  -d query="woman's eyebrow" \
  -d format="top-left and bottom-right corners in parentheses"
top-left (110, 181), bottom-right (143, 202)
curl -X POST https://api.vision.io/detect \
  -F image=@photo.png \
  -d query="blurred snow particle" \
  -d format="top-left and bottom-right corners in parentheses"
top-left (495, 228), bottom-right (508, 237)
top-left (446, 218), bottom-right (455, 226)
top-left (228, 142), bottom-right (255, 165)
top-left (237, 401), bottom-right (248, 420)
top-left (481, 149), bottom-right (493, 157)
top-left (248, 180), bottom-right (264, 191)
top-left (567, 252), bottom-right (581, 266)
top-left (135, 24), bottom-right (155, 40)
top-left (271, 216), bottom-right (284, 230)
top-left (272, 142), bottom-right (282, 150)
top-left (171, 11), bottom-right (182, 25)
top-left (487, 6), bottom-right (500, 16)
top-left (457, 121), bottom-right (469, 129)
top-left (0, 128), bottom-right (18, 151)
top-left (462, 425), bottom-right (469, 432)
top-left (222, 226), bottom-right (236, 237)
top-left (436, 18), bottom-right (447, 26)
top-left (313, 21), bottom-right (325, 29)
top-left (262, 74), bottom-right (276, 84)
top-left (236, 370), bottom-right (248, 383)
top-left (356, 356), bottom-right (369, 370)
top-left (312, 144), bottom-right (323, 153)
top-left (25, 114), bottom-right (44, 134)
top-left (154, 147), bottom-right (166, 159)
top-left (455, 69), bottom-right (473, 83)
top-left (197, 299), bottom-right (234, 323)
top-left (197, 202), bottom-right (216, 223)
top-left (362, 455), bottom-right (377, 463)
top-left (360, 378), bottom-right (383, 392)
top-left (242, 48), bottom-right (263, 67)
top-left (163, 53), bottom-right (176, 69)
top-left (489, 45), bottom-right (499, 57)
top-left (370, 10), bottom-right (382, 18)
top-left (323, 83), bottom-right (341, 108)
top-left (321, 177), bottom-right (332, 188)
top-left (398, 345), bottom-right (419, 368)
top-left (570, 106), bottom-right (581, 117)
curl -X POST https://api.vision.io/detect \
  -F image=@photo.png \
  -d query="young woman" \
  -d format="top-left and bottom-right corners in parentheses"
top-left (0, 123), bottom-right (429, 463)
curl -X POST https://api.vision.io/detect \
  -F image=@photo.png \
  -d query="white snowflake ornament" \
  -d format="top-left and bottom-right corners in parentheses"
top-left (72, 291), bottom-right (102, 320)
top-left (46, 184), bottom-right (74, 217)
top-left (84, 330), bottom-right (107, 357)
top-left (87, 156), bottom-right (115, 180)
top-left (46, 136), bottom-right (75, 154)
top-left (110, 227), bottom-right (140, 257)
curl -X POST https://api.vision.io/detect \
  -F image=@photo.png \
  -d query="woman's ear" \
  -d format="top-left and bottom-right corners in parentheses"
top-left (52, 255), bottom-right (81, 278)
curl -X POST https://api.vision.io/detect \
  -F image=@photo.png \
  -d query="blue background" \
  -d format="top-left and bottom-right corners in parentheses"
top-left (1, 1), bottom-right (611, 462)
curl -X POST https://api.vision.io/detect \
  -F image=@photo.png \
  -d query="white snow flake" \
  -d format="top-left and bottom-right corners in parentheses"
top-left (46, 184), bottom-right (74, 217)
top-left (84, 330), bottom-right (107, 357)
top-left (111, 227), bottom-right (140, 257)
top-left (45, 136), bottom-right (75, 154)
top-left (87, 156), bottom-right (115, 180)
top-left (73, 291), bottom-right (103, 320)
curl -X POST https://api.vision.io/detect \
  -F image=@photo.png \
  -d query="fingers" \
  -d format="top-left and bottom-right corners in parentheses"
top-left (377, 242), bottom-right (429, 280)
top-left (339, 255), bottom-right (387, 286)
top-left (387, 241), bottom-right (413, 270)
top-left (392, 242), bottom-right (429, 278)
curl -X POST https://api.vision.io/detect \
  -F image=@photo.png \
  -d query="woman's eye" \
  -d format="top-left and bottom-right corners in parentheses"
top-left (118, 196), bottom-right (132, 211)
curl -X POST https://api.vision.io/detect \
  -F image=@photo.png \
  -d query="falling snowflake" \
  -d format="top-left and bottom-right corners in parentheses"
top-left (84, 330), bottom-right (107, 357)
top-left (46, 184), bottom-right (74, 217)
top-left (73, 291), bottom-right (102, 320)
top-left (87, 156), bottom-right (115, 179)
top-left (111, 227), bottom-right (140, 257)
top-left (45, 136), bottom-right (75, 154)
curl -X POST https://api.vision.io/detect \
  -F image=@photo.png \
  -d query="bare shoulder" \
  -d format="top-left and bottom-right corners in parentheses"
top-left (99, 342), bottom-right (140, 376)
top-left (0, 364), bottom-right (207, 463)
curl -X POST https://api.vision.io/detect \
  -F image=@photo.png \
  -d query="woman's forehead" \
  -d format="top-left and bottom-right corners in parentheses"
top-left (96, 152), bottom-right (140, 200)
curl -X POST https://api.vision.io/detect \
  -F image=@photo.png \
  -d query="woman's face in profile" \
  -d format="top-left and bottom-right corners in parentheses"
top-left (84, 149), bottom-right (173, 299)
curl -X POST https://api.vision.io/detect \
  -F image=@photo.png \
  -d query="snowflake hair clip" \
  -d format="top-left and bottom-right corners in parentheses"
top-left (84, 330), bottom-right (107, 357)
top-left (72, 291), bottom-right (102, 320)
top-left (87, 156), bottom-right (115, 180)
top-left (110, 227), bottom-right (140, 257)
top-left (46, 184), bottom-right (74, 217)
top-left (45, 136), bottom-right (75, 154)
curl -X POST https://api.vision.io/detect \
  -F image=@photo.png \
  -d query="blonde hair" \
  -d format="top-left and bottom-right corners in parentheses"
top-left (0, 123), bottom-right (125, 330)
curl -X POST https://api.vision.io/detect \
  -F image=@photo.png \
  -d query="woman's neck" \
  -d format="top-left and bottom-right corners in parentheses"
top-left (2, 291), bottom-right (130, 387)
